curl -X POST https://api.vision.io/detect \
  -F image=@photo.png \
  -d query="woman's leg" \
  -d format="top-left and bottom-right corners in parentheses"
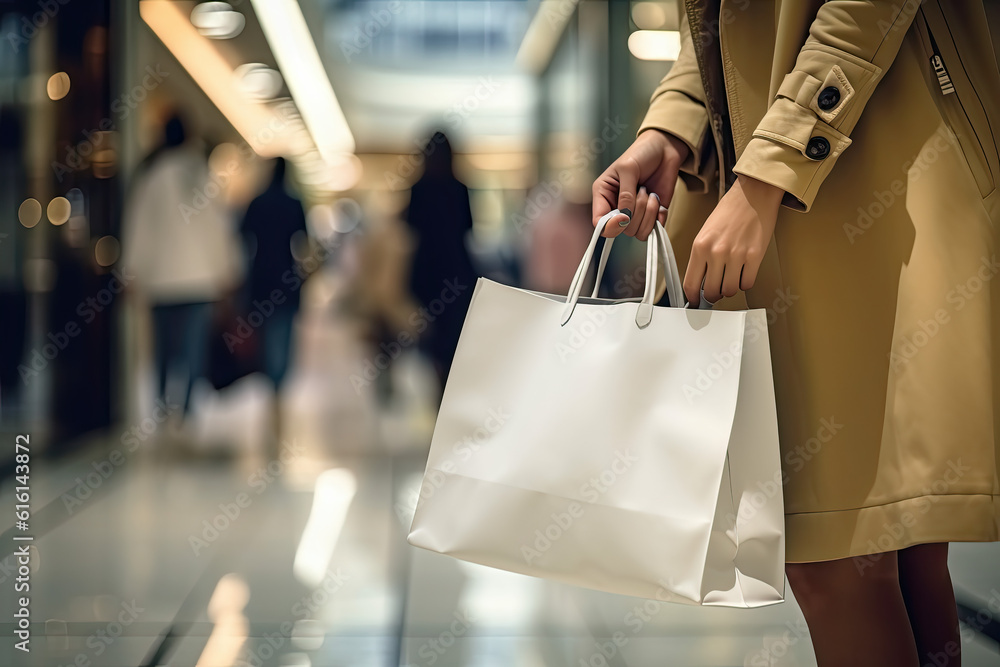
top-left (151, 303), bottom-right (175, 404)
top-left (262, 306), bottom-right (296, 388)
top-left (897, 543), bottom-right (961, 667)
top-left (261, 307), bottom-right (296, 456)
top-left (786, 552), bottom-right (919, 667)
top-left (179, 302), bottom-right (213, 416)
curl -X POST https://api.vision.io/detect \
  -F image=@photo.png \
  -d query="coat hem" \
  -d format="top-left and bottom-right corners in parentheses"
top-left (784, 493), bottom-right (1000, 563)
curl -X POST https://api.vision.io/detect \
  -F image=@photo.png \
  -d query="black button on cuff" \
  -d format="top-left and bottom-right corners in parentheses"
top-left (805, 136), bottom-right (831, 160)
top-left (817, 86), bottom-right (841, 111)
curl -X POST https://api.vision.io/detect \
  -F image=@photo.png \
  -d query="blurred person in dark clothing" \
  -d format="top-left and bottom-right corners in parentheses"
top-left (123, 115), bottom-right (240, 425)
top-left (240, 157), bottom-right (308, 445)
top-left (405, 131), bottom-right (477, 391)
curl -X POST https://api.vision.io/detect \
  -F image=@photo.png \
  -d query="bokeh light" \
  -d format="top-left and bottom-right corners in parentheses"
top-left (94, 235), bottom-right (120, 267)
top-left (208, 142), bottom-right (241, 175)
top-left (47, 72), bottom-right (71, 100)
top-left (47, 197), bottom-right (72, 225)
top-left (18, 198), bottom-right (41, 228)
top-left (306, 204), bottom-right (336, 242)
top-left (93, 148), bottom-right (117, 179)
top-left (332, 198), bottom-right (362, 233)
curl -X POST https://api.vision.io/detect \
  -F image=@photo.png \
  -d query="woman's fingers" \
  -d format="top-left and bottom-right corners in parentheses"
top-left (593, 172), bottom-right (621, 236)
top-left (687, 254), bottom-right (750, 304)
top-left (720, 258), bottom-right (744, 299)
top-left (635, 192), bottom-right (660, 241)
top-left (702, 251), bottom-right (727, 303)
top-left (739, 243), bottom-right (764, 291)
top-left (615, 157), bottom-right (640, 224)
top-left (593, 170), bottom-right (631, 236)
top-left (683, 255), bottom-right (706, 307)
top-left (622, 187), bottom-right (649, 237)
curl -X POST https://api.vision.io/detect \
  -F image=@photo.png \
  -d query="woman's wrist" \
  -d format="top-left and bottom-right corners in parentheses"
top-left (736, 174), bottom-right (785, 212)
top-left (643, 128), bottom-right (692, 166)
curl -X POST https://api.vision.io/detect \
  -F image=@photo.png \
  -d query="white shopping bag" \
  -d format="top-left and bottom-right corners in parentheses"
top-left (407, 212), bottom-right (785, 607)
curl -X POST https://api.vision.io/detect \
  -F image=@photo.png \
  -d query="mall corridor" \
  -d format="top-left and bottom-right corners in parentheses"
top-left (2, 0), bottom-right (1000, 665)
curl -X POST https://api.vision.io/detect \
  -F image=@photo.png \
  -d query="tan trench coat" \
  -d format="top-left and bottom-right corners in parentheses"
top-left (639, 0), bottom-right (1000, 562)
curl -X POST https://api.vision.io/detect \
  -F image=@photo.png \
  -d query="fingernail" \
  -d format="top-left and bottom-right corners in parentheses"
top-left (620, 208), bottom-right (632, 218)
top-left (617, 216), bottom-right (630, 228)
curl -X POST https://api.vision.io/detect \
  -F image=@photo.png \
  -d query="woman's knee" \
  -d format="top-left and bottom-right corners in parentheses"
top-left (785, 562), bottom-right (831, 610)
top-left (786, 552), bottom-right (900, 609)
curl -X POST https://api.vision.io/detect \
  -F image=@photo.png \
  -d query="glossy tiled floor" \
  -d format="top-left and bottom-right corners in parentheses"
top-left (2, 301), bottom-right (998, 666)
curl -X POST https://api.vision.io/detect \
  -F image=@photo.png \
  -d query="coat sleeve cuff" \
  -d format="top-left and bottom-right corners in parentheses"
top-left (638, 90), bottom-right (716, 195)
top-left (732, 97), bottom-right (852, 212)
top-left (732, 41), bottom-right (884, 212)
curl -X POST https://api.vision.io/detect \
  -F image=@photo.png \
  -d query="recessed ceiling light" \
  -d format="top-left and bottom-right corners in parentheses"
top-left (631, 2), bottom-right (668, 30)
top-left (235, 63), bottom-right (284, 101)
top-left (628, 30), bottom-right (681, 61)
top-left (191, 2), bottom-right (245, 40)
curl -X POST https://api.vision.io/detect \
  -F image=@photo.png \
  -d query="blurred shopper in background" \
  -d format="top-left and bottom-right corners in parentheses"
top-left (240, 157), bottom-right (308, 446)
top-left (123, 115), bottom-right (240, 426)
top-left (341, 196), bottom-right (419, 406)
top-left (405, 131), bottom-right (477, 391)
top-left (522, 186), bottom-right (593, 296)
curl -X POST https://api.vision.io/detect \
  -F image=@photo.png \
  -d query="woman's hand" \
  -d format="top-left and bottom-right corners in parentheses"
top-left (683, 175), bottom-right (784, 305)
top-left (592, 130), bottom-right (691, 240)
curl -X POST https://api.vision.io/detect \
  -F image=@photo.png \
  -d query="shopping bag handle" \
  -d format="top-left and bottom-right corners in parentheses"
top-left (590, 215), bottom-right (684, 308)
top-left (560, 212), bottom-right (657, 327)
top-left (560, 210), bottom-right (682, 328)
